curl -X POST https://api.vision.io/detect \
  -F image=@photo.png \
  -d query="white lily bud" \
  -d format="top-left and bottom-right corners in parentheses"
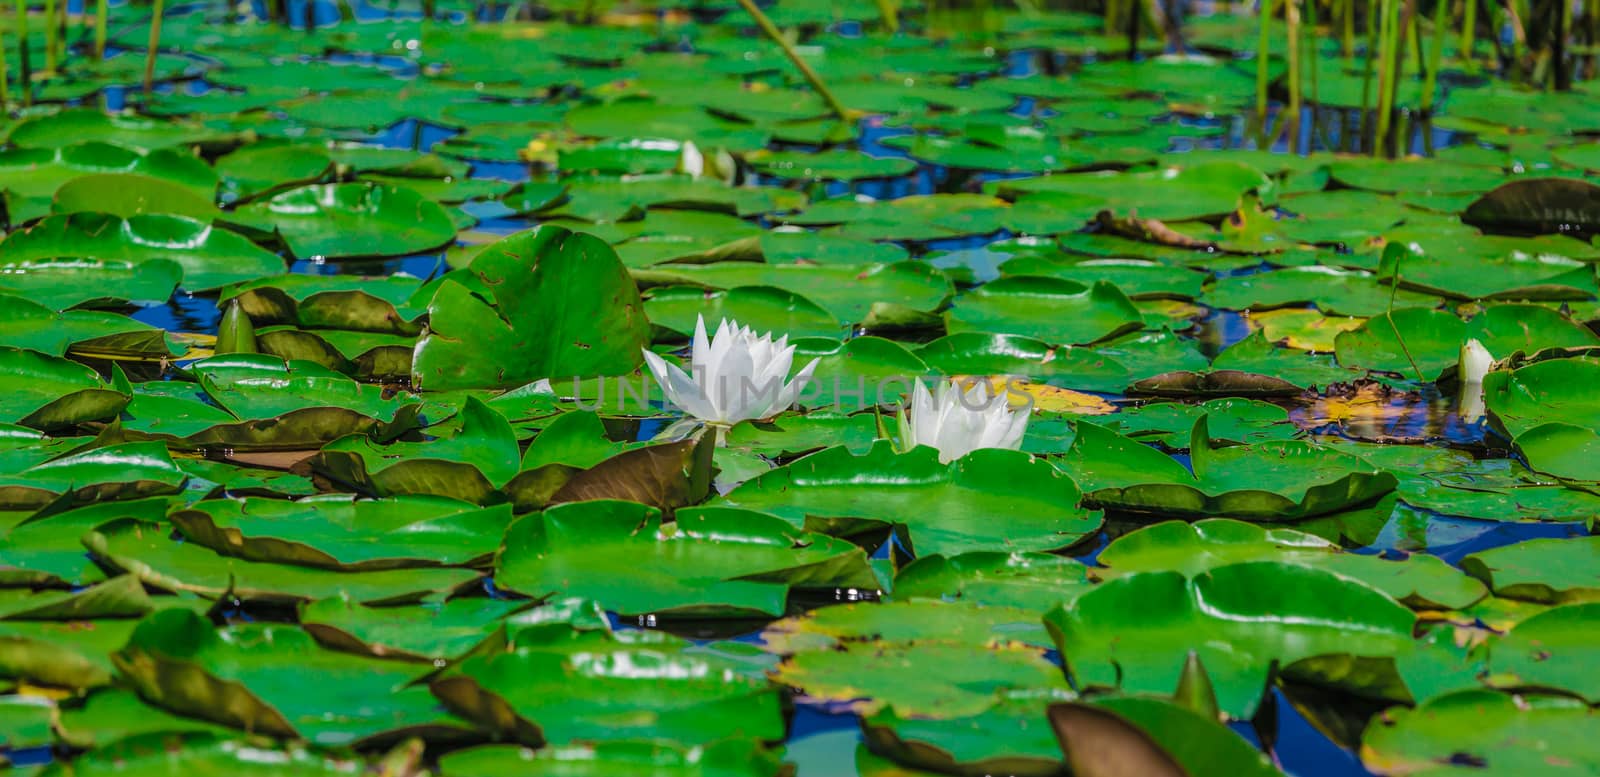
top-left (1459, 339), bottom-right (1494, 385)
top-left (679, 141), bottom-right (705, 179)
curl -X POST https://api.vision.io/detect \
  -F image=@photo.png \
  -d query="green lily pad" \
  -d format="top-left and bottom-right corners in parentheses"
top-left (0, 258), bottom-right (182, 310)
top-left (770, 620), bottom-right (1066, 717)
top-left (714, 442), bottom-right (1102, 556)
top-left (230, 182), bottom-right (456, 259)
top-left (113, 608), bottom-right (479, 747)
top-left (312, 397), bottom-right (521, 503)
top-left (1461, 536), bottom-right (1600, 604)
top-left (496, 500), bottom-right (877, 618)
top-left (1059, 418), bottom-right (1397, 520)
top-left (643, 261), bottom-right (953, 326)
top-left (863, 695), bottom-right (1070, 777)
top-left (945, 277), bottom-right (1145, 346)
top-left (439, 739), bottom-right (788, 777)
top-left (54, 690), bottom-right (232, 749)
top-left (644, 285), bottom-right (842, 341)
top-left (914, 332), bottom-right (1133, 394)
top-left (432, 617), bottom-right (783, 747)
top-left (746, 149), bottom-right (917, 181)
top-left (0, 347), bottom-right (130, 430)
top-left (300, 594), bottom-right (534, 663)
top-left (0, 574), bottom-right (154, 621)
top-left (86, 518), bottom-right (481, 606)
top-left (215, 143), bottom-right (335, 203)
top-left (891, 552), bottom-right (1095, 611)
top-left (1052, 696), bottom-right (1286, 777)
top-left (52, 172), bottom-right (220, 221)
top-left (170, 494), bottom-right (512, 570)
top-left (219, 273), bottom-right (427, 335)
top-left (1360, 690), bottom-right (1600, 775)
top-left (1334, 304), bottom-right (1599, 380)
top-left (0, 212), bottom-right (285, 291)
top-left (413, 226), bottom-right (649, 390)
top-left (0, 440), bottom-right (187, 510)
top-left (1098, 519), bottom-right (1487, 609)
top-left (7, 109), bottom-right (238, 153)
top-left (0, 142), bottom-right (217, 202)
top-left (1045, 561), bottom-right (1416, 718)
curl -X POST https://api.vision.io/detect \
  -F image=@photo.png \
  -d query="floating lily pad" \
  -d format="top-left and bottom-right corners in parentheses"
top-left (113, 608), bottom-right (480, 747)
top-left (87, 519), bottom-right (481, 605)
top-left (945, 277), bottom-right (1145, 346)
top-left (1461, 536), bottom-right (1600, 604)
top-left (1046, 561), bottom-right (1416, 718)
top-left (714, 442), bottom-right (1102, 557)
top-left (1059, 418), bottom-right (1397, 520)
top-left (230, 182), bottom-right (456, 259)
top-left (0, 212), bottom-right (285, 291)
top-left (413, 226), bottom-right (649, 391)
top-left (1098, 519), bottom-right (1486, 609)
top-left (1360, 690), bottom-right (1600, 775)
top-left (432, 617), bottom-right (783, 747)
top-left (170, 494), bottom-right (511, 570)
top-left (496, 500), bottom-right (876, 618)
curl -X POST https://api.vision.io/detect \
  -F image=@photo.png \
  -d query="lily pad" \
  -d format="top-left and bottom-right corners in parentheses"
top-left (413, 226), bottom-right (650, 390)
top-left (230, 182), bottom-right (456, 259)
top-left (496, 500), bottom-right (877, 618)
top-left (1045, 561), bottom-right (1416, 718)
top-left (713, 442), bottom-right (1102, 557)
top-left (0, 212), bottom-right (285, 291)
top-left (113, 608), bottom-right (480, 747)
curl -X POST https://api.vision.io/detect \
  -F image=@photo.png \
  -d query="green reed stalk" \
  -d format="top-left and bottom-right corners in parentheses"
top-left (1287, 0), bottom-right (1302, 148)
top-left (14, 0), bottom-right (30, 107)
top-left (1358, 0), bottom-right (1379, 149)
top-left (0, 25), bottom-right (9, 107)
top-left (1374, 0), bottom-right (1399, 155)
top-left (874, 0), bottom-right (899, 32)
top-left (1422, 0), bottom-right (1447, 110)
top-left (1257, 0), bottom-right (1275, 127)
top-left (1459, 0), bottom-right (1478, 70)
top-left (42, 0), bottom-right (56, 72)
top-left (1343, 0), bottom-right (1355, 56)
top-left (94, 0), bottom-right (107, 59)
top-left (733, 0), bottom-right (850, 121)
top-left (143, 0), bottom-right (164, 95)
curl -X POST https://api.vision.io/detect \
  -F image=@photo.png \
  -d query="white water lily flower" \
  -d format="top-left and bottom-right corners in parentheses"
top-left (897, 378), bottom-right (1030, 464)
top-left (1459, 338), bottom-right (1494, 385)
top-left (679, 141), bottom-right (705, 178)
top-left (1458, 339), bottom-right (1494, 422)
top-left (641, 315), bottom-right (820, 426)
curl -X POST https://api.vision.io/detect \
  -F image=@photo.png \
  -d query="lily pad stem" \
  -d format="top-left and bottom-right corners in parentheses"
top-left (732, 0), bottom-right (853, 123)
top-left (144, 0), bottom-right (166, 96)
top-left (94, 0), bottom-right (108, 60)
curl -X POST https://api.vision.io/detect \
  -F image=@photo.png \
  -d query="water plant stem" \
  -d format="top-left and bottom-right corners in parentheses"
top-left (94, 0), bottom-right (108, 60)
top-left (144, 0), bottom-right (165, 95)
top-left (732, 0), bottom-right (852, 122)
top-left (0, 24), bottom-right (9, 108)
top-left (14, 0), bottom-right (30, 107)
top-left (1460, 0), bottom-right (1478, 71)
top-left (1422, 0), bottom-right (1447, 111)
top-left (42, 0), bottom-right (55, 72)
top-left (1374, 0), bottom-right (1399, 155)
top-left (1256, 0), bottom-right (1274, 128)
top-left (874, 0), bottom-right (898, 33)
top-left (1385, 247), bottom-right (1425, 383)
top-left (1286, 0), bottom-right (1302, 149)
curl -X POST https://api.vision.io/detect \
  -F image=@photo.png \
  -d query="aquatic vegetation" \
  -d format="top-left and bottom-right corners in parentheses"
top-left (0, 0), bottom-right (1599, 774)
